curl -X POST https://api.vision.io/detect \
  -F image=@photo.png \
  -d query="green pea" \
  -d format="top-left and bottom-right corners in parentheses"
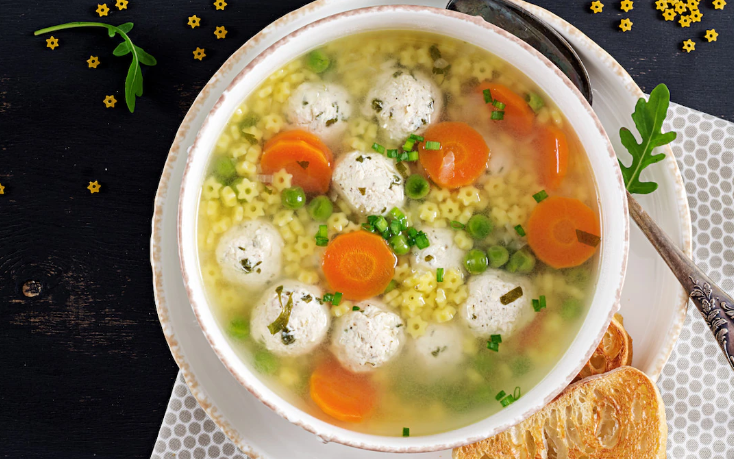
top-left (510, 356), bottom-right (532, 376)
top-left (390, 234), bottom-right (411, 255)
top-left (560, 298), bottom-right (584, 320)
top-left (563, 265), bottom-right (591, 287)
top-left (227, 317), bottom-right (250, 340)
top-left (213, 157), bottom-right (237, 185)
top-left (506, 249), bottom-right (535, 273)
top-left (473, 350), bottom-right (495, 375)
top-left (464, 249), bottom-right (488, 274)
top-left (405, 174), bottom-right (431, 200)
top-left (281, 186), bottom-right (306, 210)
top-left (254, 349), bottom-right (279, 375)
top-left (487, 245), bottom-right (510, 268)
top-left (466, 214), bottom-right (493, 240)
top-left (307, 49), bottom-right (330, 74)
top-left (307, 195), bottom-right (333, 221)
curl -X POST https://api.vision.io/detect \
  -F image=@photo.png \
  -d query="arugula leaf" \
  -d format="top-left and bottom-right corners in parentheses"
top-left (34, 21), bottom-right (156, 113)
top-left (618, 84), bottom-right (677, 194)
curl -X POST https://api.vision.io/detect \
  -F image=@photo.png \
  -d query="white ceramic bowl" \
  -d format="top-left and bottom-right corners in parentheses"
top-left (178, 5), bottom-right (629, 453)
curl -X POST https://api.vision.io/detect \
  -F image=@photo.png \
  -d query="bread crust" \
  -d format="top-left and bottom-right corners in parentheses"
top-left (574, 314), bottom-right (633, 382)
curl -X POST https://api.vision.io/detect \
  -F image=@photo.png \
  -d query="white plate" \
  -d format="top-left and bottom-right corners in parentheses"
top-left (151, 1), bottom-right (692, 457)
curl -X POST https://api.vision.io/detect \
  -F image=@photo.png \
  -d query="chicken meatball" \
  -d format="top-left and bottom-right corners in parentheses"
top-left (410, 323), bottom-right (465, 371)
top-left (215, 220), bottom-right (284, 289)
top-left (460, 270), bottom-right (534, 338)
top-left (362, 69), bottom-right (442, 140)
top-left (250, 281), bottom-right (330, 357)
top-left (411, 227), bottom-right (465, 272)
top-left (331, 300), bottom-right (404, 372)
top-left (332, 151), bottom-right (405, 216)
top-left (286, 82), bottom-right (351, 143)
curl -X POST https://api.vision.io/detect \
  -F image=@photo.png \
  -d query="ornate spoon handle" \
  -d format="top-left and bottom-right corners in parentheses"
top-left (627, 191), bottom-right (734, 370)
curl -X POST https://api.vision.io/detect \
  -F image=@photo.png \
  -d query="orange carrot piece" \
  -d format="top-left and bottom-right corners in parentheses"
top-left (321, 231), bottom-right (396, 301)
top-left (261, 139), bottom-right (332, 194)
top-left (477, 82), bottom-right (535, 136)
top-left (526, 196), bottom-right (600, 269)
top-left (310, 359), bottom-right (376, 423)
top-left (264, 129), bottom-right (333, 163)
top-left (419, 121), bottom-right (490, 189)
top-left (535, 125), bottom-right (569, 191)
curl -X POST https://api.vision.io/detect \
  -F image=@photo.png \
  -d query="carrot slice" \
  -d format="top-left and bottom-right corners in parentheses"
top-left (264, 129), bottom-right (333, 163)
top-left (535, 125), bottom-right (569, 191)
top-left (526, 196), bottom-right (600, 269)
top-left (322, 231), bottom-right (396, 301)
top-left (261, 139), bottom-right (332, 194)
top-left (419, 122), bottom-right (490, 189)
top-left (310, 359), bottom-right (376, 423)
top-left (477, 82), bottom-right (535, 136)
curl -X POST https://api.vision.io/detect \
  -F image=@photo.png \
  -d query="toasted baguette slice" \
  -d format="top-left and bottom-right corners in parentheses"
top-left (574, 313), bottom-right (633, 383)
top-left (453, 367), bottom-right (666, 459)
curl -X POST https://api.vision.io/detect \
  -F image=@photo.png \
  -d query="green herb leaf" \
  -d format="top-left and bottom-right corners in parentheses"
top-left (117, 22), bottom-right (134, 33)
top-left (618, 84), bottom-right (677, 194)
top-left (113, 41), bottom-right (131, 56)
top-left (134, 46), bottom-right (157, 66)
top-left (125, 60), bottom-right (144, 112)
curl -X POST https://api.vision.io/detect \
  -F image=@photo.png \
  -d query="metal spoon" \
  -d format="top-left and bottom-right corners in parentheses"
top-left (447, 0), bottom-right (734, 370)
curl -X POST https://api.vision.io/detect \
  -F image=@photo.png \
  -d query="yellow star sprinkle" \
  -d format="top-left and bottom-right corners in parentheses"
top-left (115, 0), bottom-right (128, 9)
top-left (663, 8), bottom-right (677, 20)
top-left (103, 95), bottom-right (117, 108)
top-left (689, 9), bottom-right (703, 22)
top-left (655, 0), bottom-right (668, 10)
top-left (96, 4), bottom-right (110, 16)
top-left (46, 36), bottom-right (59, 50)
top-left (193, 47), bottom-right (206, 61)
top-left (619, 18), bottom-right (633, 31)
top-left (679, 15), bottom-right (692, 27)
top-left (590, 1), bottom-right (604, 13)
top-left (713, 0), bottom-right (726, 8)
top-left (674, 1), bottom-right (687, 12)
top-left (87, 181), bottom-right (101, 194)
top-left (620, 0), bottom-right (634, 12)
top-left (682, 39), bottom-right (695, 52)
top-left (214, 26), bottom-right (228, 39)
top-left (213, 0), bottom-right (227, 10)
top-left (705, 29), bottom-right (718, 42)
top-left (87, 56), bottom-right (100, 68)
top-left (187, 15), bottom-right (201, 28)
top-left (687, 0), bottom-right (699, 7)
top-left (0, 183), bottom-right (5, 195)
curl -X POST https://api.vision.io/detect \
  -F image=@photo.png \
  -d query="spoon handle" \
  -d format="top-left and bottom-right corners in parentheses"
top-left (627, 191), bottom-right (734, 370)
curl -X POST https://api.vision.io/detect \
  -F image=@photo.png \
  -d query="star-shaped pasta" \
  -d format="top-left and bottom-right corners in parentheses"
top-left (87, 56), bottom-right (100, 68)
top-left (655, 0), bottom-right (668, 10)
top-left (103, 95), bottom-right (117, 108)
top-left (590, 1), bottom-right (604, 13)
top-left (689, 9), bottom-right (703, 22)
top-left (115, 0), bottom-right (128, 9)
top-left (214, 26), bottom-right (228, 39)
top-left (682, 39), bottom-right (696, 52)
top-left (705, 29), bottom-right (718, 42)
top-left (674, 1), bottom-right (687, 13)
top-left (687, 0), bottom-right (699, 7)
top-left (272, 169), bottom-right (293, 191)
top-left (96, 4), bottom-right (110, 16)
top-left (193, 47), bottom-right (206, 61)
top-left (663, 8), bottom-right (677, 20)
top-left (213, 0), bottom-right (227, 10)
top-left (0, 183), bottom-right (5, 195)
top-left (187, 15), bottom-right (201, 28)
top-left (87, 181), bottom-right (101, 194)
top-left (619, 18), bottom-right (633, 31)
top-left (620, 0), bottom-right (634, 12)
top-left (679, 15), bottom-right (692, 27)
top-left (46, 36), bottom-right (59, 49)
top-left (712, 0), bottom-right (726, 8)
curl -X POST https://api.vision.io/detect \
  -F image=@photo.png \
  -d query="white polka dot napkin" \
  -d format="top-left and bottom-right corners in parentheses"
top-left (151, 103), bottom-right (734, 459)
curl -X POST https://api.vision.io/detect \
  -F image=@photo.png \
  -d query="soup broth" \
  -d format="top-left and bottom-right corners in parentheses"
top-left (196, 30), bottom-right (601, 436)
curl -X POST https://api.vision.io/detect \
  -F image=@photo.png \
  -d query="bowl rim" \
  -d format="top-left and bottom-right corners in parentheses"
top-left (176, 4), bottom-right (629, 452)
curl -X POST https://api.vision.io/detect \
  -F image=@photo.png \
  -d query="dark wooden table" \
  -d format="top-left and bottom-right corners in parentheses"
top-left (1, 1), bottom-right (731, 457)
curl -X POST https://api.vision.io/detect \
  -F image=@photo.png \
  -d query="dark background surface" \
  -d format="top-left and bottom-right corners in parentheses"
top-left (0, 0), bottom-right (730, 457)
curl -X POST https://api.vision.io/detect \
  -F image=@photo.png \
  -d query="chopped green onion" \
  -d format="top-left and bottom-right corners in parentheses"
top-left (384, 279), bottom-right (398, 294)
top-left (352, 306), bottom-right (360, 311)
top-left (532, 299), bottom-right (540, 312)
top-left (500, 395), bottom-right (515, 407)
top-left (526, 93), bottom-right (545, 112)
top-left (532, 190), bottom-right (548, 203)
top-left (373, 216), bottom-right (388, 233)
top-left (495, 390), bottom-right (506, 401)
top-left (402, 427), bottom-right (410, 437)
top-left (576, 229), bottom-right (601, 247)
top-left (540, 295), bottom-right (546, 310)
top-left (407, 227), bottom-right (418, 238)
top-left (317, 224), bottom-right (328, 239)
top-left (409, 134), bottom-right (424, 142)
top-left (425, 141), bottom-right (441, 150)
top-left (382, 229), bottom-right (392, 240)
top-left (398, 151), bottom-right (410, 162)
top-left (315, 237), bottom-right (329, 247)
top-left (390, 219), bottom-right (402, 234)
top-left (332, 292), bottom-right (343, 306)
top-left (403, 139), bottom-right (416, 151)
top-left (491, 110), bottom-right (505, 121)
top-left (514, 225), bottom-right (526, 237)
top-left (490, 334), bottom-right (502, 344)
top-left (367, 215), bottom-right (379, 225)
top-left (372, 143), bottom-right (385, 154)
top-left (487, 341), bottom-right (499, 352)
top-left (483, 88), bottom-right (493, 104)
top-left (407, 151), bottom-right (419, 161)
top-left (500, 286), bottom-right (523, 305)
top-left (492, 100), bottom-right (506, 110)
top-left (388, 207), bottom-right (406, 221)
top-left (387, 149), bottom-right (398, 158)
top-left (322, 293), bottom-right (334, 303)
top-left (361, 223), bottom-right (374, 232)
top-left (513, 386), bottom-right (522, 400)
top-left (415, 231), bottom-right (430, 249)
top-left (532, 295), bottom-right (547, 312)
top-left (450, 220), bottom-right (465, 230)
top-left (436, 268), bottom-right (444, 283)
